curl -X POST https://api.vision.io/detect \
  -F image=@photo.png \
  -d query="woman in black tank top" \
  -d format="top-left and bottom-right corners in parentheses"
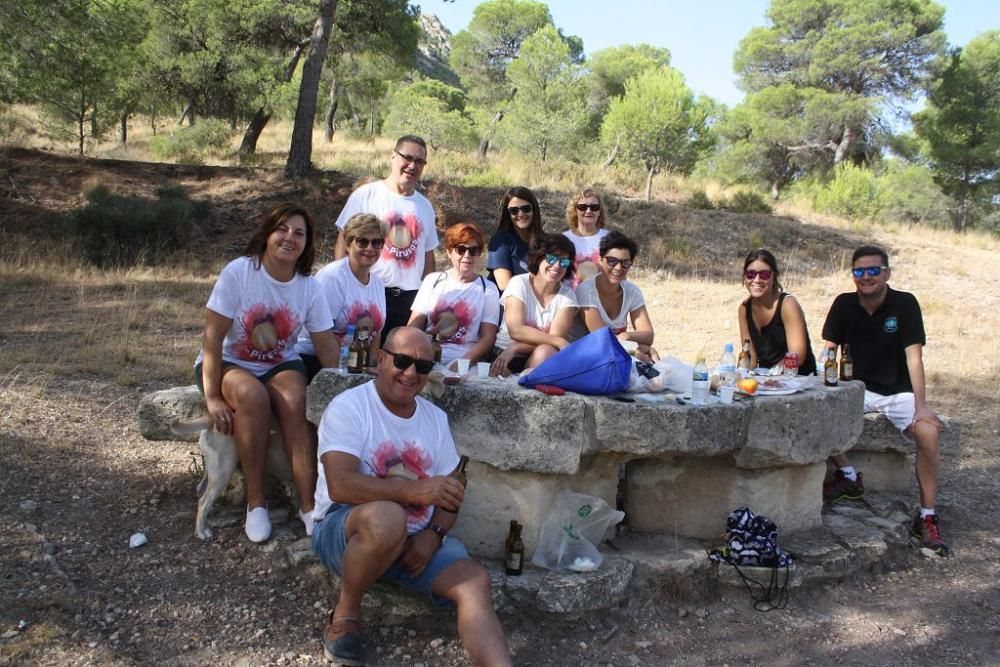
top-left (737, 249), bottom-right (817, 375)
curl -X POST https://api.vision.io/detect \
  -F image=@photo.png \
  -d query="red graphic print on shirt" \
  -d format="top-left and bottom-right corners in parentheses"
top-left (382, 211), bottom-right (422, 269)
top-left (370, 440), bottom-right (433, 527)
top-left (235, 303), bottom-right (300, 364)
top-left (431, 298), bottom-right (475, 344)
top-left (573, 248), bottom-right (601, 286)
top-left (344, 301), bottom-right (385, 336)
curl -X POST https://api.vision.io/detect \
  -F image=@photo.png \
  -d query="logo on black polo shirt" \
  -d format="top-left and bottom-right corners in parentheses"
top-left (884, 316), bottom-right (898, 333)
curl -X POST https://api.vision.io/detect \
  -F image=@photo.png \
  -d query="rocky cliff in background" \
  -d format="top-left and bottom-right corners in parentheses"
top-left (416, 12), bottom-right (459, 86)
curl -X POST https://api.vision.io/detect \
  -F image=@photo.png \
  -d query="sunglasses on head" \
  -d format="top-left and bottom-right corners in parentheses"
top-left (744, 269), bottom-right (773, 281)
top-left (394, 150), bottom-right (427, 166)
top-left (507, 204), bottom-right (533, 216)
top-left (851, 265), bottom-right (888, 278)
top-left (575, 203), bottom-right (601, 212)
top-left (603, 256), bottom-right (633, 269)
top-left (451, 244), bottom-right (482, 257)
top-left (353, 236), bottom-right (385, 250)
top-left (382, 349), bottom-right (434, 374)
top-left (545, 254), bottom-right (572, 269)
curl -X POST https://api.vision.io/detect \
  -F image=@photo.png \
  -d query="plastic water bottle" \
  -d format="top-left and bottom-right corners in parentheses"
top-left (691, 352), bottom-right (710, 405)
top-left (717, 343), bottom-right (738, 387)
top-left (339, 324), bottom-right (355, 372)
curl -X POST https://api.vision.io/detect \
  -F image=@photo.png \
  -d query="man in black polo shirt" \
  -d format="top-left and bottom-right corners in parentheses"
top-left (821, 245), bottom-right (947, 555)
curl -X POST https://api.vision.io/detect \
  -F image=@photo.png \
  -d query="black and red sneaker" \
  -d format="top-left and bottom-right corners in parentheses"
top-left (910, 513), bottom-right (950, 556)
top-left (823, 470), bottom-right (865, 503)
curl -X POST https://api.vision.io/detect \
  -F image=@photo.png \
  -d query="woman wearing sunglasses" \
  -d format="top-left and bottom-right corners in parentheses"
top-left (487, 186), bottom-right (544, 293)
top-left (563, 188), bottom-right (610, 288)
top-left (298, 213), bottom-right (388, 381)
top-left (738, 248), bottom-right (816, 375)
top-left (195, 203), bottom-right (339, 542)
top-left (407, 221), bottom-right (501, 367)
top-left (491, 234), bottom-right (578, 377)
top-left (574, 231), bottom-right (659, 363)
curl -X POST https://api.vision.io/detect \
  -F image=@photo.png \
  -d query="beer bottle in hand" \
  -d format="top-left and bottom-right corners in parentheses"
top-left (452, 455), bottom-right (469, 489)
top-left (505, 520), bottom-right (525, 576)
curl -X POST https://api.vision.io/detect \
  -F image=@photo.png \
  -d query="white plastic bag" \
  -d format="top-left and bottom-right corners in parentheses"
top-left (530, 490), bottom-right (625, 572)
top-left (629, 356), bottom-right (692, 394)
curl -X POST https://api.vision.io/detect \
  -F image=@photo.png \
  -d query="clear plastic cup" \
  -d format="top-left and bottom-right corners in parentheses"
top-left (477, 362), bottom-right (491, 378)
top-left (457, 358), bottom-right (471, 376)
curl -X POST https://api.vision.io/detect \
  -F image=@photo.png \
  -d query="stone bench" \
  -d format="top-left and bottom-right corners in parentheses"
top-left (842, 412), bottom-right (960, 492)
top-left (139, 373), bottom-right (866, 555)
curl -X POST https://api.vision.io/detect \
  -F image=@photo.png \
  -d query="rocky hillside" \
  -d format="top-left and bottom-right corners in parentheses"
top-left (416, 12), bottom-right (459, 86)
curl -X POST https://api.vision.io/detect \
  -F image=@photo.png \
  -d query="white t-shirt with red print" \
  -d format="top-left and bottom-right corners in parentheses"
top-left (410, 271), bottom-right (501, 364)
top-left (196, 256), bottom-right (333, 376)
top-left (296, 257), bottom-right (387, 357)
top-left (494, 273), bottom-right (578, 351)
top-left (335, 180), bottom-right (439, 291)
top-left (562, 228), bottom-right (609, 288)
top-left (314, 381), bottom-right (460, 534)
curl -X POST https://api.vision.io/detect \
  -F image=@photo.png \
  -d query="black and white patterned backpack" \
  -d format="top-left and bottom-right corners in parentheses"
top-left (709, 507), bottom-right (793, 610)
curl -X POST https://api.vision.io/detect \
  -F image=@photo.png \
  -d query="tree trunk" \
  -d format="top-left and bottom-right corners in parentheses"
top-left (954, 191), bottom-right (969, 233)
top-left (601, 140), bottom-right (619, 169)
top-left (834, 124), bottom-right (855, 164)
top-left (77, 90), bottom-right (86, 155)
top-left (239, 107), bottom-right (272, 156)
top-left (324, 79), bottom-right (339, 142)
top-left (118, 113), bottom-right (128, 145)
top-left (770, 181), bottom-right (780, 201)
top-left (477, 86), bottom-right (517, 159)
top-left (178, 102), bottom-right (195, 126)
top-left (645, 166), bottom-right (656, 202)
top-left (286, 0), bottom-right (339, 178)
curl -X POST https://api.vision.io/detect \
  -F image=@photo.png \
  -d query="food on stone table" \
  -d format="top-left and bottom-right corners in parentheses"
top-left (737, 378), bottom-right (758, 395)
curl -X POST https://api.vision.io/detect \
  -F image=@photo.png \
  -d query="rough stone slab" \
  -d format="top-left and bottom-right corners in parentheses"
top-left (853, 413), bottom-right (960, 454)
top-left (453, 457), bottom-right (618, 559)
top-left (505, 556), bottom-right (633, 614)
top-left (846, 451), bottom-right (913, 492)
top-left (308, 370), bottom-right (593, 475)
top-left (863, 492), bottom-right (913, 525)
top-left (737, 382), bottom-right (865, 467)
top-left (137, 385), bottom-right (205, 441)
top-left (607, 533), bottom-right (710, 585)
top-left (626, 457), bottom-right (825, 539)
top-left (713, 560), bottom-right (804, 590)
top-left (589, 398), bottom-right (748, 459)
top-left (823, 514), bottom-right (888, 564)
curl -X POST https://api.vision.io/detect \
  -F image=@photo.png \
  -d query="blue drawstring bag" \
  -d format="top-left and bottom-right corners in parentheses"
top-left (518, 327), bottom-right (631, 395)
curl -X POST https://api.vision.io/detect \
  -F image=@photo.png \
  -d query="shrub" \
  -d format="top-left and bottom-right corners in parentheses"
top-left (814, 163), bottom-right (881, 220)
top-left (725, 189), bottom-right (772, 214)
top-left (686, 189), bottom-right (715, 210)
top-left (65, 185), bottom-right (209, 268)
top-left (875, 162), bottom-right (951, 228)
top-left (149, 118), bottom-right (232, 164)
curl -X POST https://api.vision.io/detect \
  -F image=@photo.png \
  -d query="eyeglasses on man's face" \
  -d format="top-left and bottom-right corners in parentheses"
top-left (394, 150), bottom-right (427, 167)
top-left (851, 265), bottom-right (889, 278)
top-left (382, 349), bottom-right (434, 374)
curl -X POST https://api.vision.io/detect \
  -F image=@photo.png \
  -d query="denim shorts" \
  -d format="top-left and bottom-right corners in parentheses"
top-left (193, 359), bottom-right (307, 394)
top-left (311, 503), bottom-right (470, 607)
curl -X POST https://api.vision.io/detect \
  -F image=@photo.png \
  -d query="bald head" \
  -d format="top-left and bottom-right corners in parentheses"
top-left (384, 326), bottom-right (433, 357)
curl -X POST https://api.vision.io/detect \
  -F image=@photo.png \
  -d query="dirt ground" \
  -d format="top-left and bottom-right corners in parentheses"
top-left (2, 148), bottom-right (999, 665)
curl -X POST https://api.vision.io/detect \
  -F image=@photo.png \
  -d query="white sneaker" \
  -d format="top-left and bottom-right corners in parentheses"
top-left (245, 505), bottom-right (271, 543)
top-left (299, 510), bottom-right (315, 537)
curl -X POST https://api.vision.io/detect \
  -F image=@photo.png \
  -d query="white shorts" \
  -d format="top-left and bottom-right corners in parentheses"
top-left (864, 391), bottom-right (915, 438)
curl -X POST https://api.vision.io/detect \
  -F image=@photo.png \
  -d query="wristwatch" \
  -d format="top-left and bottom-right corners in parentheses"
top-left (430, 524), bottom-right (448, 543)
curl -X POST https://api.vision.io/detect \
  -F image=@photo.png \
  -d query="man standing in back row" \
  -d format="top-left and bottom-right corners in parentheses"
top-left (335, 135), bottom-right (438, 344)
top-left (821, 245), bottom-right (948, 555)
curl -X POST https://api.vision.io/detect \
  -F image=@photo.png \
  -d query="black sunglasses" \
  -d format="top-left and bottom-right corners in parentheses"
top-left (575, 203), bottom-right (601, 212)
top-left (851, 266), bottom-right (888, 278)
top-left (382, 349), bottom-right (434, 374)
top-left (507, 204), bottom-right (533, 216)
top-left (353, 237), bottom-right (385, 249)
top-left (744, 269), bottom-right (773, 281)
top-left (603, 256), bottom-right (633, 269)
top-left (452, 244), bottom-right (482, 257)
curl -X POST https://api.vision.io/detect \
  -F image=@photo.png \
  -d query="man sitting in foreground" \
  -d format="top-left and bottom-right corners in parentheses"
top-left (311, 326), bottom-right (512, 666)
top-left (821, 245), bottom-right (948, 555)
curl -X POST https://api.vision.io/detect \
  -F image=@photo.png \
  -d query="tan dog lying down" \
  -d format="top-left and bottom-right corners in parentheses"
top-left (172, 416), bottom-right (292, 540)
